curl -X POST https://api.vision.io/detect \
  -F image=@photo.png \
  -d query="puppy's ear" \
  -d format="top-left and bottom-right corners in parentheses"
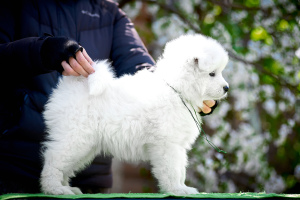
top-left (186, 57), bottom-right (199, 65)
top-left (189, 57), bottom-right (207, 73)
top-left (194, 58), bottom-right (199, 65)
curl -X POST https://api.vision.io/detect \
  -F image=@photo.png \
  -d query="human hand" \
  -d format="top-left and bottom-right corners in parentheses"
top-left (41, 36), bottom-right (94, 77)
top-left (199, 100), bottom-right (218, 116)
top-left (61, 48), bottom-right (94, 77)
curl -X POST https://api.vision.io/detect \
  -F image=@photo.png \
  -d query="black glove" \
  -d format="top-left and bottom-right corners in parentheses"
top-left (135, 63), bottom-right (156, 73)
top-left (200, 100), bottom-right (219, 116)
top-left (40, 35), bottom-right (83, 73)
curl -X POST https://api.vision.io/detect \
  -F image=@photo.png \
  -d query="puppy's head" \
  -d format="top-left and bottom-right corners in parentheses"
top-left (156, 34), bottom-right (229, 104)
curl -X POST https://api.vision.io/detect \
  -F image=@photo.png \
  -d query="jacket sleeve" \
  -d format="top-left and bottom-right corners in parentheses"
top-left (0, 2), bottom-right (50, 78)
top-left (0, 38), bottom-right (51, 77)
top-left (110, 7), bottom-right (155, 77)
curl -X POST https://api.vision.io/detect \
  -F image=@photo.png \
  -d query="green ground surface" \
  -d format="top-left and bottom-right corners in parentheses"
top-left (1, 193), bottom-right (300, 200)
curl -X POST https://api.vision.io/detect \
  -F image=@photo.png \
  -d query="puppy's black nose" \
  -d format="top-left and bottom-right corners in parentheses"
top-left (223, 86), bottom-right (229, 92)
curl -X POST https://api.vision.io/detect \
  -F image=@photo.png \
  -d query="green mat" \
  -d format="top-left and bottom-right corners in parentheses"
top-left (1, 193), bottom-right (300, 200)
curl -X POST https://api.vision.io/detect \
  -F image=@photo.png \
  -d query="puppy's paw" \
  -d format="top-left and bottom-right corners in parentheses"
top-left (70, 187), bottom-right (83, 195)
top-left (167, 186), bottom-right (199, 195)
top-left (43, 186), bottom-right (82, 195)
top-left (183, 186), bottom-right (199, 195)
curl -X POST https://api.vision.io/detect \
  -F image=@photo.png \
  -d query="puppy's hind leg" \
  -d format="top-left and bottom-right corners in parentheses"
top-left (147, 143), bottom-right (199, 195)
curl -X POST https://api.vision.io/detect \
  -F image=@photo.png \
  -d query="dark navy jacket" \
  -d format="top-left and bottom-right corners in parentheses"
top-left (0, 0), bottom-right (154, 192)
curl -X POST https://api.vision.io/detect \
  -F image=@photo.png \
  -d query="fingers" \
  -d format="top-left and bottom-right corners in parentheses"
top-left (75, 50), bottom-right (95, 74)
top-left (68, 57), bottom-right (89, 77)
top-left (203, 100), bottom-right (216, 108)
top-left (61, 48), bottom-right (94, 77)
top-left (200, 104), bottom-right (211, 114)
top-left (82, 48), bottom-right (94, 65)
top-left (199, 100), bottom-right (216, 114)
top-left (61, 61), bottom-right (80, 76)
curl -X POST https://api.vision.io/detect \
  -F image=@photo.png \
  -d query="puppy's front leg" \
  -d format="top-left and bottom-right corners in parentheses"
top-left (147, 143), bottom-right (199, 195)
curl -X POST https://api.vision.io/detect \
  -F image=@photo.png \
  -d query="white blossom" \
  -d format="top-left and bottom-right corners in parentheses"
top-left (295, 48), bottom-right (300, 58)
top-left (260, 0), bottom-right (275, 8)
top-left (231, 11), bottom-right (247, 23)
top-left (264, 170), bottom-right (286, 192)
top-left (294, 164), bottom-right (300, 180)
top-left (274, 124), bottom-right (292, 146)
top-left (263, 99), bottom-right (276, 116)
top-left (121, 2), bottom-right (142, 19)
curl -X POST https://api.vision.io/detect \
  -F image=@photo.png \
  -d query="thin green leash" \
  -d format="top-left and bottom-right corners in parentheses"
top-left (167, 83), bottom-right (227, 154)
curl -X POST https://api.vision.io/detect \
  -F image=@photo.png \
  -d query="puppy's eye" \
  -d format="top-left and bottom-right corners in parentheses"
top-left (209, 72), bottom-right (215, 77)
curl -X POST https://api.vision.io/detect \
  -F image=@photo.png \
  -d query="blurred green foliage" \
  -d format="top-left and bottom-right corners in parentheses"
top-left (119, 0), bottom-right (300, 193)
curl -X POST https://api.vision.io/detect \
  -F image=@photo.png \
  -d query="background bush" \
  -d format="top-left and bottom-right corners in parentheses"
top-left (118, 0), bottom-right (300, 193)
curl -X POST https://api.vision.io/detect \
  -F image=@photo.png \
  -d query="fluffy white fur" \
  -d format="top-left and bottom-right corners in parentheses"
top-left (40, 34), bottom-right (229, 195)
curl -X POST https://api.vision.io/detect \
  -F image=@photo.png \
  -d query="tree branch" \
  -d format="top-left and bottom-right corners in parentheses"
top-left (206, 0), bottom-right (261, 11)
top-left (119, 0), bottom-right (299, 95)
top-left (228, 51), bottom-right (298, 94)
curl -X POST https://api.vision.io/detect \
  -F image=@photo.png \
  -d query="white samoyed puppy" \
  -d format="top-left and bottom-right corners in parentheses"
top-left (40, 34), bottom-right (229, 195)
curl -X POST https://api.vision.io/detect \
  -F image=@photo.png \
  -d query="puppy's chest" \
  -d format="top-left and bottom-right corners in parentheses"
top-left (172, 112), bottom-right (201, 148)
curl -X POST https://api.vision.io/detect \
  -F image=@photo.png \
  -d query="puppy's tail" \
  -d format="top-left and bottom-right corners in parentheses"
top-left (88, 60), bottom-right (115, 96)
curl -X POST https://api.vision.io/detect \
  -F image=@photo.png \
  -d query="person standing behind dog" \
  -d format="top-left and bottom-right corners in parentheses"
top-left (0, 0), bottom-right (217, 194)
